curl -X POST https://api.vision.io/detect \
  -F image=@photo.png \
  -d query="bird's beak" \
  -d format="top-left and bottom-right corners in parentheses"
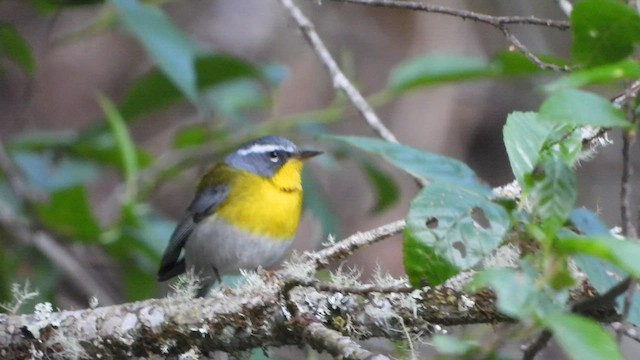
top-left (294, 149), bottom-right (323, 160)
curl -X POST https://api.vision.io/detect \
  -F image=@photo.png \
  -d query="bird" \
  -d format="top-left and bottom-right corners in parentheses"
top-left (157, 136), bottom-right (322, 297)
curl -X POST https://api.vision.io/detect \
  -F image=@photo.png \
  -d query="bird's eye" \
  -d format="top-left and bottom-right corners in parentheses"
top-left (268, 151), bottom-right (279, 162)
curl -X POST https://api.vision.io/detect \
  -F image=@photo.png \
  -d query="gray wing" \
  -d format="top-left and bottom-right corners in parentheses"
top-left (157, 185), bottom-right (229, 281)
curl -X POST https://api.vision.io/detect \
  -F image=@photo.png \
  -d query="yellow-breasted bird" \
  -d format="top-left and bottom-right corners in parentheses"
top-left (157, 136), bottom-right (322, 297)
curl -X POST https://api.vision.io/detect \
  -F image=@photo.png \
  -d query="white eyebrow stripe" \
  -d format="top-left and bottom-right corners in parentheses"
top-left (237, 144), bottom-right (296, 156)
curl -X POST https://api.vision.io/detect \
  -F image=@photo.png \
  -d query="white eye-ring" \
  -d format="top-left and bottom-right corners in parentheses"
top-left (269, 151), bottom-right (279, 162)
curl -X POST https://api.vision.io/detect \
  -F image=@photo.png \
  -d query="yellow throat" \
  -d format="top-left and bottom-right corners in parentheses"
top-left (215, 159), bottom-right (304, 240)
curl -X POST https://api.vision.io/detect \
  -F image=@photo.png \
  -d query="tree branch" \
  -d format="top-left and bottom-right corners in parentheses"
top-left (277, 0), bottom-right (399, 144)
top-left (327, 0), bottom-right (570, 29)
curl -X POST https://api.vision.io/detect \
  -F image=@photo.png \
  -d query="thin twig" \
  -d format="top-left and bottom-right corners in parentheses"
top-left (277, 0), bottom-right (428, 186)
top-left (613, 80), bottom-right (640, 111)
top-left (620, 131), bottom-right (637, 239)
top-left (278, 0), bottom-right (397, 143)
top-left (611, 322), bottom-right (640, 344)
top-left (522, 330), bottom-right (552, 360)
top-left (328, 0), bottom-right (570, 29)
top-left (499, 26), bottom-right (572, 72)
top-left (306, 220), bottom-right (406, 269)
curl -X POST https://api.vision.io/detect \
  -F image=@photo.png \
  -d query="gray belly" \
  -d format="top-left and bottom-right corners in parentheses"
top-left (184, 216), bottom-right (292, 281)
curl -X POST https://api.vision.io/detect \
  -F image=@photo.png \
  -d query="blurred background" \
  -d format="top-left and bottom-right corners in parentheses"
top-left (0, 0), bottom-right (637, 317)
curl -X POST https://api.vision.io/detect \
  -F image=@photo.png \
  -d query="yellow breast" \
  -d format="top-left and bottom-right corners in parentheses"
top-left (215, 159), bottom-right (304, 239)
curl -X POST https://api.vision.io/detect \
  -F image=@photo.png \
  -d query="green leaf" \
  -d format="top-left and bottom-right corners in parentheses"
top-left (528, 159), bottom-right (576, 231)
top-left (556, 235), bottom-right (640, 279)
top-left (111, 0), bottom-right (198, 103)
top-left (568, 209), bottom-right (640, 327)
top-left (98, 94), bottom-right (139, 200)
top-left (361, 161), bottom-right (400, 213)
top-left (0, 24), bottom-right (34, 75)
top-left (469, 268), bottom-right (535, 319)
top-left (545, 60), bottom-right (640, 92)
top-left (35, 186), bottom-right (101, 242)
top-left (404, 183), bottom-right (510, 286)
top-left (302, 168), bottom-right (339, 238)
top-left (571, 0), bottom-right (640, 66)
top-left (539, 89), bottom-right (630, 128)
top-left (432, 334), bottom-right (480, 356)
top-left (389, 55), bottom-right (489, 93)
top-left (388, 52), bottom-right (547, 94)
top-left (503, 112), bottom-right (554, 188)
top-left (119, 54), bottom-right (261, 122)
top-left (326, 135), bottom-right (490, 194)
top-left (12, 152), bottom-right (99, 191)
top-left (546, 314), bottom-right (623, 360)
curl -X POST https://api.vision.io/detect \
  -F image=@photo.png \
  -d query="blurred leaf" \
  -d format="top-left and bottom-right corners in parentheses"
top-left (98, 94), bottom-right (139, 200)
top-left (569, 209), bottom-right (640, 327)
top-left (204, 79), bottom-right (268, 119)
top-left (10, 130), bottom-right (77, 150)
top-left (326, 135), bottom-right (490, 194)
top-left (432, 334), bottom-right (480, 356)
top-left (539, 89), bottom-right (630, 128)
top-left (119, 54), bottom-right (261, 122)
top-left (302, 168), bottom-right (339, 237)
top-left (388, 52), bottom-right (544, 93)
top-left (35, 186), bottom-right (101, 242)
top-left (528, 159), bottom-right (576, 232)
top-left (389, 55), bottom-right (487, 93)
top-left (556, 235), bottom-right (640, 278)
top-left (111, 0), bottom-right (199, 103)
top-left (13, 152), bottom-right (100, 191)
top-left (0, 24), bottom-right (34, 75)
top-left (545, 60), bottom-right (640, 91)
top-left (571, 0), bottom-right (640, 66)
top-left (404, 183), bottom-right (509, 286)
top-left (73, 132), bottom-right (152, 172)
top-left (469, 268), bottom-right (535, 319)
top-left (122, 259), bottom-right (156, 301)
top-left (546, 314), bottom-right (623, 360)
top-left (173, 123), bottom-right (210, 149)
top-left (361, 161), bottom-right (399, 213)
top-left (503, 112), bottom-right (553, 188)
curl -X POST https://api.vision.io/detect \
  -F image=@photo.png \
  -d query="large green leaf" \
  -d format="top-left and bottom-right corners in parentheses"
top-left (327, 135), bottom-right (490, 194)
top-left (388, 52), bottom-right (544, 94)
top-left (545, 60), bottom-right (640, 92)
top-left (528, 159), bottom-right (576, 231)
top-left (404, 183), bottom-right (509, 286)
top-left (546, 314), bottom-right (623, 360)
top-left (35, 186), bottom-right (101, 242)
top-left (503, 112), bottom-right (553, 188)
top-left (538, 89), bottom-right (630, 128)
top-left (110, 0), bottom-right (198, 103)
top-left (119, 54), bottom-right (261, 122)
top-left (0, 24), bottom-right (34, 75)
top-left (571, 0), bottom-right (640, 66)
